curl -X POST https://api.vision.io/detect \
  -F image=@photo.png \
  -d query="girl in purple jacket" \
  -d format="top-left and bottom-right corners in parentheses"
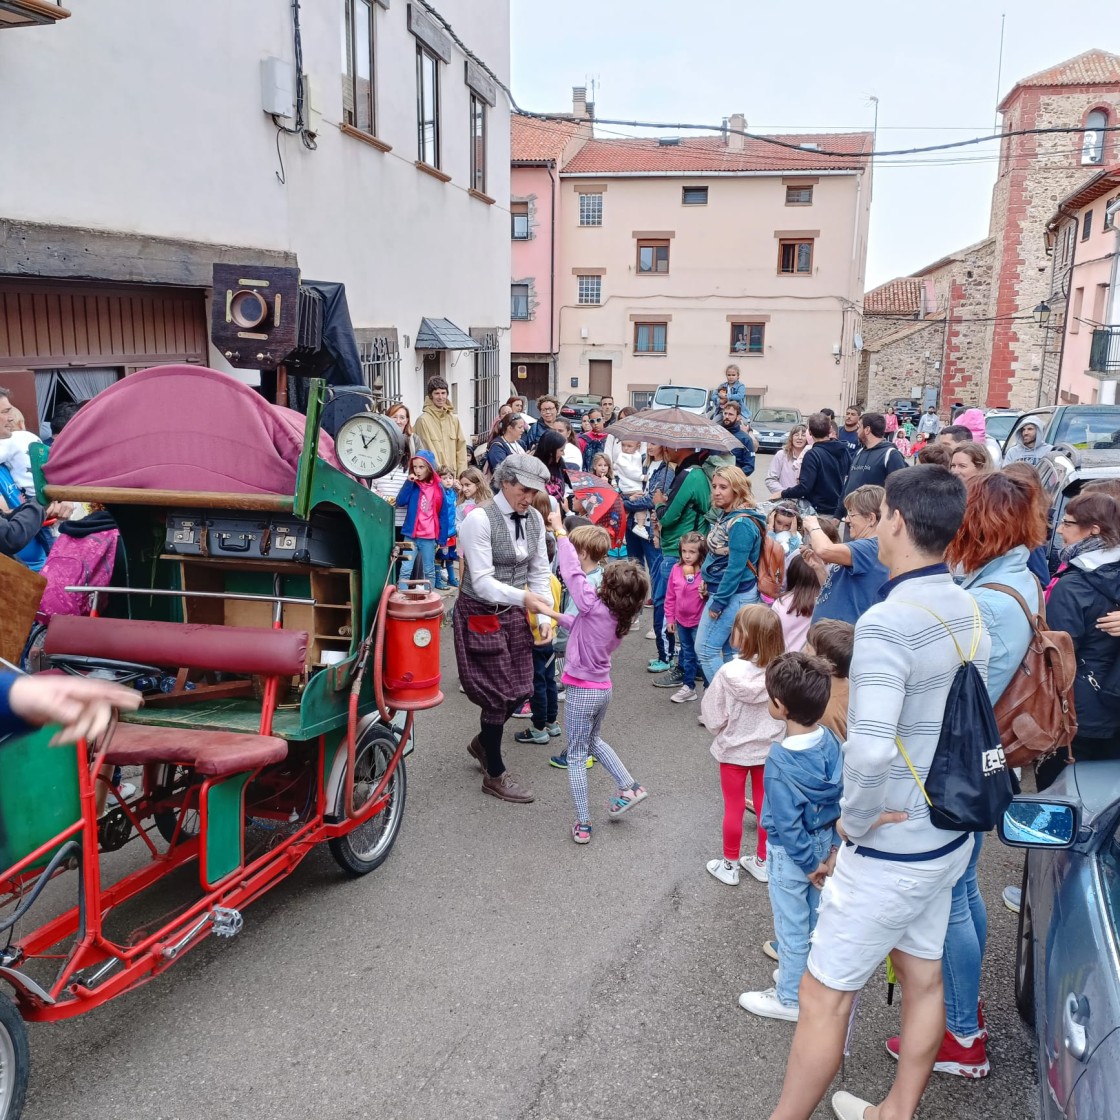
top-left (544, 512), bottom-right (650, 844)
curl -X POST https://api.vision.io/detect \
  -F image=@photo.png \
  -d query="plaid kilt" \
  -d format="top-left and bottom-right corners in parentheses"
top-left (454, 590), bottom-right (534, 722)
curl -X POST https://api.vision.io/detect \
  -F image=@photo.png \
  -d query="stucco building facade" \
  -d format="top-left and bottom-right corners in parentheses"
top-left (551, 120), bottom-right (872, 416)
top-left (509, 101), bottom-right (589, 407)
top-left (0, 0), bottom-right (512, 443)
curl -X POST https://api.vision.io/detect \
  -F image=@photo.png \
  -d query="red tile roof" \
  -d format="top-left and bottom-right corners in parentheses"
top-left (999, 50), bottom-right (1120, 108)
top-left (559, 132), bottom-right (872, 174)
top-left (1052, 165), bottom-right (1120, 224)
top-left (511, 115), bottom-right (585, 163)
top-left (864, 277), bottom-right (925, 316)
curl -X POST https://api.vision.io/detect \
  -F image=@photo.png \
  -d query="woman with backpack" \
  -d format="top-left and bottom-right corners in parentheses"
top-left (890, 470), bottom-right (1046, 1080)
top-left (1043, 491), bottom-right (1120, 786)
top-left (694, 465), bottom-right (763, 685)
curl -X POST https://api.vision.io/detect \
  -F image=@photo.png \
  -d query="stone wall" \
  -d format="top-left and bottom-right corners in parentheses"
top-left (860, 317), bottom-right (946, 410)
top-left (930, 239), bottom-right (995, 407)
top-left (984, 86), bottom-right (1120, 408)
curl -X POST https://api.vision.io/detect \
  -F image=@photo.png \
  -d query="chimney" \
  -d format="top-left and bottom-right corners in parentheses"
top-left (728, 112), bottom-right (746, 152)
top-left (572, 86), bottom-right (589, 120)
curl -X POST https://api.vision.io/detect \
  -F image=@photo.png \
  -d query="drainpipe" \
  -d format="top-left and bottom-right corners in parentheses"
top-left (548, 161), bottom-right (558, 394)
top-left (1101, 199), bottom-right (1120, 405)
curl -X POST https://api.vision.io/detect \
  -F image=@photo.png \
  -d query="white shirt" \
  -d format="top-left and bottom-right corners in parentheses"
top-left (562, 443), bottom-right (583, 471)
top-left (458, 491), bottom-right (551, 623)
top-left (0, 431), bottom-right (41, 493)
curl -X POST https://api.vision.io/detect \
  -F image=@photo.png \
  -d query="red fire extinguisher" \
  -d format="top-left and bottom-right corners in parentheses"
top-left (382, 582), bottom-right (444, 710)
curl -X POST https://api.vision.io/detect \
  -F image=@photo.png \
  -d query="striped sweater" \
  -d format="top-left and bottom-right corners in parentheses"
top-left (842, 567), bottom-right (991, 855)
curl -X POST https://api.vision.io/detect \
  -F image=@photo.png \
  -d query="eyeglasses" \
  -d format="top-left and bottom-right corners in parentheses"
top-left (589, 416), bottom-right (604, 424)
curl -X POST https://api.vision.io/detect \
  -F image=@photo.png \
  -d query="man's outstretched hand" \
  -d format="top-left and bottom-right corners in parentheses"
top-left (8, 674), bottom-right (142, 746)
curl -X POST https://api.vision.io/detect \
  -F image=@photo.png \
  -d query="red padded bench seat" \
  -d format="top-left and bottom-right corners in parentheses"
top-left (104, 724), bottom-right (287, 777)
top-left (44, 616), bottom-right (309, 677)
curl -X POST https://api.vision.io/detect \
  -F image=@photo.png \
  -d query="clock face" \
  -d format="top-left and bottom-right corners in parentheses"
top-left (336, 413), bottom-right (404, 479)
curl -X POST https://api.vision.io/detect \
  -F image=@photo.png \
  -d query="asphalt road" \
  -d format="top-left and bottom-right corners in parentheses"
top-left (21, 603), bottom-right (1040, 1120)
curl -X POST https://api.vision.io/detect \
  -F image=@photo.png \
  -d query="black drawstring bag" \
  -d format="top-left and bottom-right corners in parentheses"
top-left (897, 602), bottom-right (1014, 833)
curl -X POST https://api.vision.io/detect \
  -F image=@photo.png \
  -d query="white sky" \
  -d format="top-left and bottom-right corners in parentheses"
top-left (510, 0), bottom-right (1119, 290)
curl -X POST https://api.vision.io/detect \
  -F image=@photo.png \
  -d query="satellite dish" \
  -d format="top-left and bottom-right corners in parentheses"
top-left (854, 333), bottom-right (864, 352)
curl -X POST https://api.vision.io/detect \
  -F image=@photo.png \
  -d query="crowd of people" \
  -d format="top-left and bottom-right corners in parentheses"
top-left (418, 387), bottom-right (1120, 1120)
top-left (6, 375), bottom-right (1120, 1120)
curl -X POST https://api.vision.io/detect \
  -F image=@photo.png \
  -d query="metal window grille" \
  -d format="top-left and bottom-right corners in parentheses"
top-left (358, 333), bottom-right (401, 410)
top-left (682, 186), bottom-right (708, 205)
top-left (578, 193), bottom-right (603, 226)
top-left (471, 331), bottom-right (501, 442)
top-left (577, 275), bottom-right (601, 304)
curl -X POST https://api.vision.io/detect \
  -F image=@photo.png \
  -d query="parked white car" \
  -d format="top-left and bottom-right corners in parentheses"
top-left (652, 384), bottom-right (710, 416)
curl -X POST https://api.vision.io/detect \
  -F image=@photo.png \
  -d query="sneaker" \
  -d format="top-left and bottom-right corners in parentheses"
top-left (738, 988), bottom-right (799, 1022)
top-left (647, 658), bottom-right (671, 673)
top-left (514, 727), bottom-right (549, 745)
top-left (740, 855), bottom-right (769, 882)
top-left (885, 1028), bottom-right (989, 1079)
top-left (445, 570), bottom-right (459, 588)
top-left (549, 754), bottom-right (594, 769)
top-left (772, 968), bottom-right (780, 985)
top-left (556, 688), bottom-right (566, 702)
top-left (645, 629), bottom-right (656, 640)
top-left (671, 685), bottom-right (697, 703)
top-left (545, 722), bottom-right (562, 738)
top-left (434, 576), bottom-right (450, 591)
top-left (706, 858), bottom-right (739, 885)
top-left (512, 702), bottom-right (533, 719)
top-left (652, 668), bottom-right (684, 689)
top-left (762, 940), bottom-right (779, 962)
top-left (630, 618), bottom-right (640, 630)
top-left (107, 781), bottom-right (137, 806)
top-left (1002, 886), bottom-right (1021, 914)
top-left (608, 784), bottom-right (648, 818)
top-left (831, 1091), bottom-right (875, 1120)
top-left (572, 820), bottom-right (592, 845)
top-left (632, 525), bottom-right (649, 540)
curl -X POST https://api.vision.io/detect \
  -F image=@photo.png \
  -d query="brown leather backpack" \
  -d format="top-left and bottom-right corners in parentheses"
top-left (982, 581), bottom-right (1078, 767)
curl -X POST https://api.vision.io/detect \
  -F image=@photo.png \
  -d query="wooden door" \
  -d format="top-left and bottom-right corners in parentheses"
top-left (513, 362), bottom-right (549, 413)
top-left (588, 359), bottom-right (612, 398)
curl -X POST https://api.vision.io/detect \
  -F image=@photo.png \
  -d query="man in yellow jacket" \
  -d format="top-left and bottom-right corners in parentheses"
top-left (412, 376), bottom-right (468, 475)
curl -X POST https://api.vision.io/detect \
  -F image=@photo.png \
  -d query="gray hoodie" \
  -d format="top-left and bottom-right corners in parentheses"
top-left (1004, 425), bottom-right (1053, 467)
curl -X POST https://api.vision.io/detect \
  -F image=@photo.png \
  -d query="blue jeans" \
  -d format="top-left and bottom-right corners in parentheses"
top-left (768, 830), bottom-right (833, 1006)
top-left (402, 536), bottom-right (437, 589)
top-left (696, 586), bottom-right (759, 684)
top-left (942, 833), bottom-right (986, 1037)
top-left (626, 526), bottom-right (650, 571)
top-left (530, 644), bottom-right (558, 729)
top-left (675, 623), bottom-right (699, 688)
top-left (650, 551), bottom-right (676, 663)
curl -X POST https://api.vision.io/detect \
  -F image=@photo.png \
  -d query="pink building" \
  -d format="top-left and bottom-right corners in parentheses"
top-left (509, 98), bottom-right (589, 405)
top-left (1046, 166), bottom-right (1120, 403)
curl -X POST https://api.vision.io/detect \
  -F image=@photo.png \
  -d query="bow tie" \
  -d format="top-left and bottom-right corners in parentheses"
top-left (509, 511), bottom-right (527, 540)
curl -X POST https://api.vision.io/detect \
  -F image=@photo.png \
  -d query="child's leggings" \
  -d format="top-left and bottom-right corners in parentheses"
top-left (563, 685), bottom-right (634, 823)
top-left (719, 762), bottom-right (766, 862)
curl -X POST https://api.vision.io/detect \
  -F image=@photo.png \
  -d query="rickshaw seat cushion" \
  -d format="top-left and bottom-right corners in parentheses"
top-left (44, 616), bottom-right (309, 677)
top-left (103, 723), bottom-right (287, 777)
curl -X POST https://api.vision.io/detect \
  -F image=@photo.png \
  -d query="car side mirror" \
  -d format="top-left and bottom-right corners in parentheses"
top-left (998, 797), bottom-right (1078, 849)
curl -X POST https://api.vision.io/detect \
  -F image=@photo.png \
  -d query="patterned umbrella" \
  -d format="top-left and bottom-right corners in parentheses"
top-left (606, 407), bottom-right (741, 453)
top-left (568, 470), bottom-right (627, 549)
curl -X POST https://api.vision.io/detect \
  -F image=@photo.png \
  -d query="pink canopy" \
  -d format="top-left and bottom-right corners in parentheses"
top-left (45, 365), bottom-right (340, 496)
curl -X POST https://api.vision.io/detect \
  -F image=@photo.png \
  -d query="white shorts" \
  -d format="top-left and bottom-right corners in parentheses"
top-left (806, 836), bottom-right (973, 992)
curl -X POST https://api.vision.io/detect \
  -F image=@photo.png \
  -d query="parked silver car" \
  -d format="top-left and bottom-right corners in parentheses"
top-left (1001, 764), bottom-right (1120, 1118)
top-left (751, 407), bottom-right (804, 453)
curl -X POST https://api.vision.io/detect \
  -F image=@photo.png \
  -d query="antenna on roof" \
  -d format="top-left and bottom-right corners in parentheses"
top-left (992, 13), bottom-right (1006, 133)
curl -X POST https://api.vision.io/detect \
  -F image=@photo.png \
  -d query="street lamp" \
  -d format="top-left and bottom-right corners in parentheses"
top-left (1033, 302), bottom-right (1052, 327)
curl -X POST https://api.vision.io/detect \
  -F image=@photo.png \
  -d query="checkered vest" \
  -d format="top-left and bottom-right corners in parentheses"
top-left (461, 501), bottom-right (543, 603)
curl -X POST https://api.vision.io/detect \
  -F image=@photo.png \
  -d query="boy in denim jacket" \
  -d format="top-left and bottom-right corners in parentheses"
top-left (738, 651), bottom-right (842, 1022)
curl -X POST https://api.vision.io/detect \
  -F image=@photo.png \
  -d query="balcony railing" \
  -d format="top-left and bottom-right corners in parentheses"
top-left (0, 0), bottom-right (70, 29)
top-left (1090, 328), bottom-right (1120, 376)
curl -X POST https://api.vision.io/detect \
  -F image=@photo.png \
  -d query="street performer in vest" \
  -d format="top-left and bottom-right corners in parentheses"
top-left (456, 455), bottom-right (555, 803)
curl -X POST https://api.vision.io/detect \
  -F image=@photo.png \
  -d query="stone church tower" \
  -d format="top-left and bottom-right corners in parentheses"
top-left (981, 50), bottom-right (1120, 408)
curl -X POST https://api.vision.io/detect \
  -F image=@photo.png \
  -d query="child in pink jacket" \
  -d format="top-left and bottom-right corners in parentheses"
top-left (700, 605), bottom-right (786, 886)
top-left (664, 531), bottom-right (707, 704)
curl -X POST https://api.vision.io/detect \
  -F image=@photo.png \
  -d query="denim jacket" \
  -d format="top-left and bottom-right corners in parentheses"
top-left (623, 460), bottom-right (675, 516)
top-left (961, 545), bottom-right (1039, 705)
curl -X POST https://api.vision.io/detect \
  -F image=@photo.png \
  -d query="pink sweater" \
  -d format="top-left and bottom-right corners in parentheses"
top-left (664, 563), bottom-right (704, 628)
